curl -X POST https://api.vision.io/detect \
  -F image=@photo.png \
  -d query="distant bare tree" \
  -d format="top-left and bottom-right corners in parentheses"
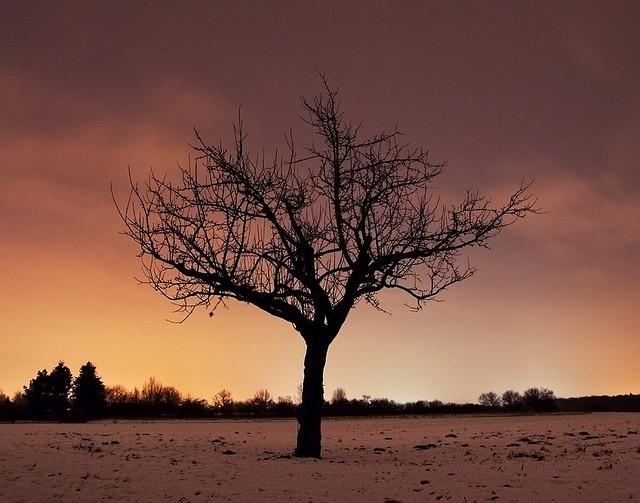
top-left (141, 377), bottom-right (163, 402)
top-left (331, 387), bottom-right (348, 403)
top-left (523, 387), bottom-right (557, 412)
top-left (213, 389), bottom-right (233, 409)
top-left (478, 391), bottom-right (501, 408)
top-left (117, 77), bottom-right (537, 457)
top-left (106, 385), bottom-right (127, 403)
top-left (501, 390), bottom-right (522, 410)
top-left (252, 388), bottom-right (273, 408)
top-left (141, 377), bottom-right (181, 412)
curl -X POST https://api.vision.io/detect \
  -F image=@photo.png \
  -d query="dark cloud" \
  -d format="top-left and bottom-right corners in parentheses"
top-left (2, 1), bottom-right (638, 190)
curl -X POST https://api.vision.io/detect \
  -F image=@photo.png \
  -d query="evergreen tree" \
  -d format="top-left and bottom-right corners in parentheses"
top-left (24, 361), bottom-right (72, 418)
top-left (24, 369), bottom-right (49, 418)
top-left (0, 391), bottom-right (12, 420)
top-left (72, 362), bottom-right (106, 419)
top-left (49, 361), bottom-right (73, 416)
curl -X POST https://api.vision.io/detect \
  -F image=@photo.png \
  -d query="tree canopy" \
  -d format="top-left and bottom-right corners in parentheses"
top-left (24, 361), bottom-right (72, 418)
top-left (116, 78), bottom-right (537, 457)
top-left (72, 361), bottom-right (107, 418)
top-left (118, 79), bottom-right (536, 340)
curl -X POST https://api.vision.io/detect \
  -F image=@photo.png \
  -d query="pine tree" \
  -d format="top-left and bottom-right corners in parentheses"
top-left (72, 362), bottom-right (106, 419)
top-left (49, 361), bottom-right (73, 416)
top-left (24, 361), bottom-right (72, 419)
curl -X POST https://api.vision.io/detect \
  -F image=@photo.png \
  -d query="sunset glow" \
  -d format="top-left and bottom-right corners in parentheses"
top-left (1, 1), bottom-right (639, 404)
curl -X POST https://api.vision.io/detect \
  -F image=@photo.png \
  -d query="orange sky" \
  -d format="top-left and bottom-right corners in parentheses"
top-left (1, 1), bottom-right (639, 403)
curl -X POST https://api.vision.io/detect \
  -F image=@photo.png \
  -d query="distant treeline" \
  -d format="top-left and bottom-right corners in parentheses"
top-left (1, 361), bottom-right (639, 421)
top-left (556, 395), bottom-right (640, 413)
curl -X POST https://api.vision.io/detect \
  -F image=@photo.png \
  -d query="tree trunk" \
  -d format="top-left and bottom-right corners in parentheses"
top-left (295, 339), bottom-right (329, 458)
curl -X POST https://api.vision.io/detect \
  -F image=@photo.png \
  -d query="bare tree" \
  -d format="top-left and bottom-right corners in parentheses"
top-left (251, 388), bottom-right (273, 410)
top-left (213, 389), bottom-right (233, 409)
top-left (523, 387), bottom-right (557, 412)
top-left (331, 387), bottom-right (348, 404)
top-left (478, 391), bottom-right (501, 408)
top-left (116, 78), bottom-right (537, 457)
top-left (105, 384), bottom-right (131, 405)
top-left (501, 389), bottom-right (522, 410)
top-left (140, 377), bottom-right (164, 402)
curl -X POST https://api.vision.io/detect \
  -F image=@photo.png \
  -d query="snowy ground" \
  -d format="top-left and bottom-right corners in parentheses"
top-left (1, 413), bottom-right (639, 502)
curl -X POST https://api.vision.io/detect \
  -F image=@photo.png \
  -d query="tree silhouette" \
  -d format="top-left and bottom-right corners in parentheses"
top-left (105, 384), bottom-right (131, 405)
top-left (251, 388), bottom-right (273, 410)
top-left (213, 389), bottom-right (234, 416)
top-left (501, 389), bottom-right (523, 410)
top-left (141, 377), bottom-right (182, 415)
top-left (478, 391), bottom-right (501, 408)
top-left (0, 391), bottom-right (11, 421)
top-left (72, 361), bottom-right (106, 419)
top-left (105, 384), bottom-right (134, 416)
top-left (11, 391), bottom-right (28, 419)
top-left (25, 367), bottom-right (51, 417)
top-left (24, 361), bottom-right (72, 419)
top-left (331, 387), bottom-right (348, 404)
top-left (117, 78), bottom-right (537, 457)
top-left (329, 387), bottom-right (348, 415)
top-left (523, 387), bottom-right (557, 412)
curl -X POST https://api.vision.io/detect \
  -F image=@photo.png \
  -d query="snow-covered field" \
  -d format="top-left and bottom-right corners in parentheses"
top-left (1, 413), bottom-right (639, 502)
